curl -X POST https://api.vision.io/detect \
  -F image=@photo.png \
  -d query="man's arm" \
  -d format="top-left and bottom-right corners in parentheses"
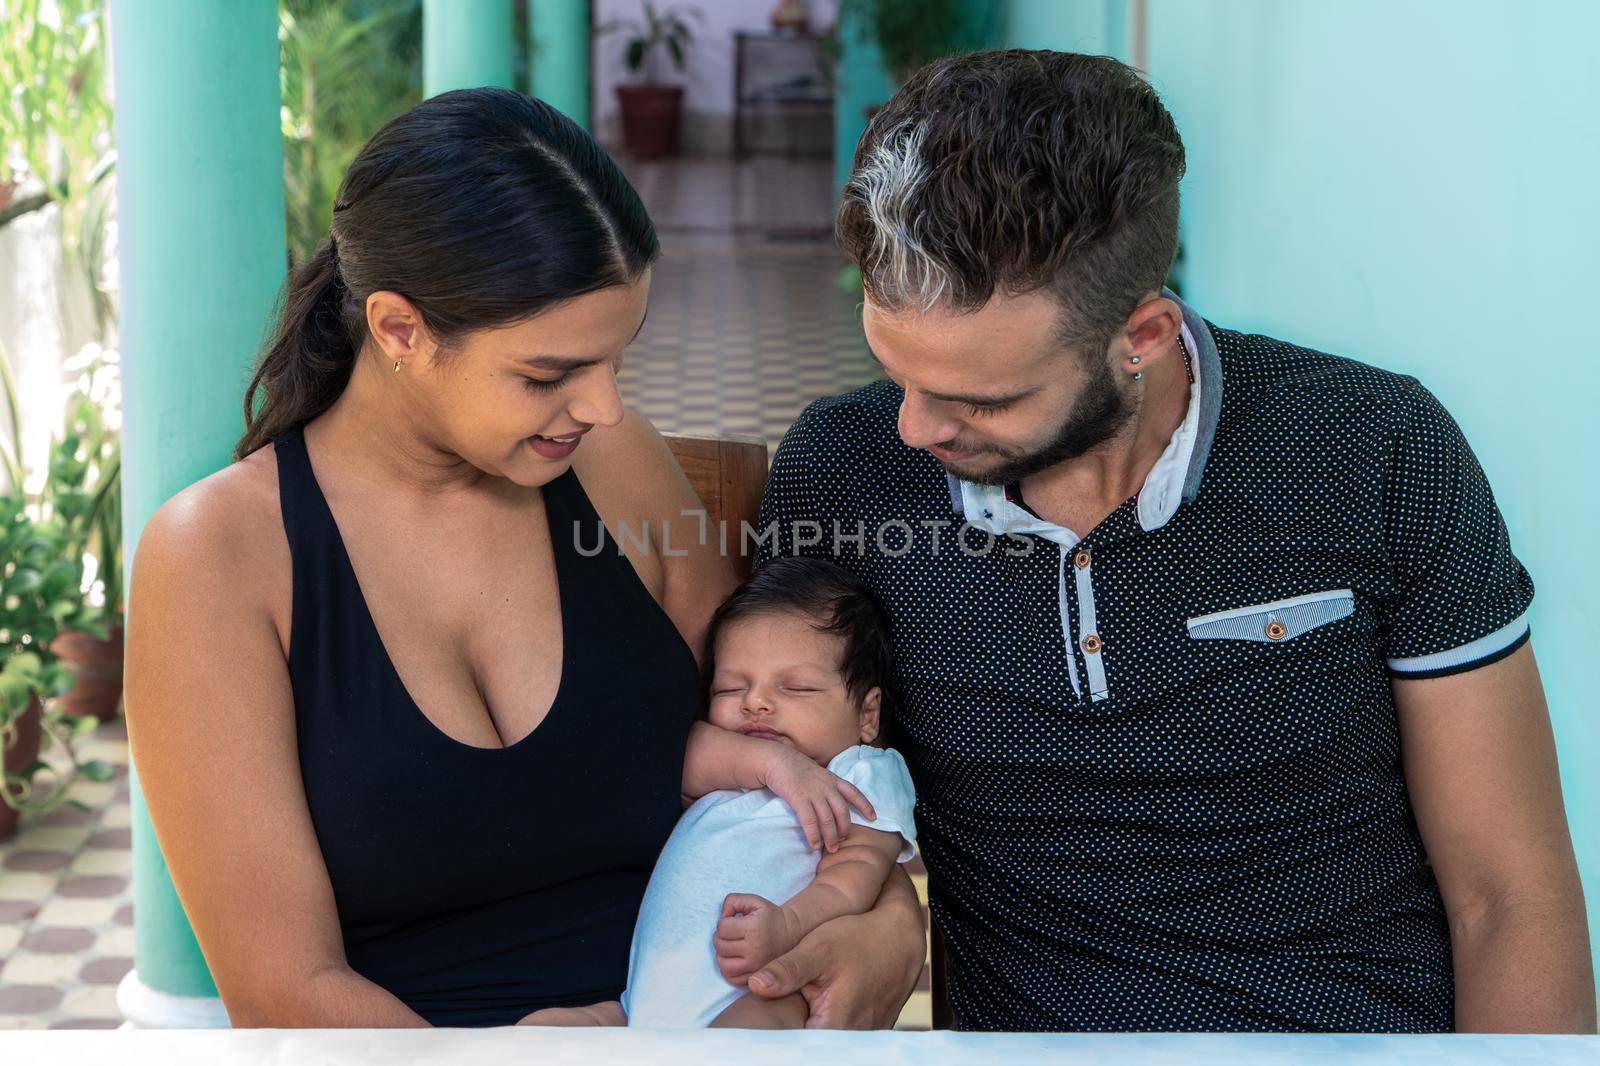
top-left (715, 827), bottom-right (904, 979)
top-left (1394, 641), bottom-right (1595, 1032)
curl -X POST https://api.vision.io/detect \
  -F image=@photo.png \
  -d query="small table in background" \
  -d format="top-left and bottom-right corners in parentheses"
top-left (732, 30), bottom-right (834, 159)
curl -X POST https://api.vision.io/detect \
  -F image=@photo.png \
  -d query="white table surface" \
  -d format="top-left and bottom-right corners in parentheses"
top-left (1, 1029), bottom-right (1596, 1065)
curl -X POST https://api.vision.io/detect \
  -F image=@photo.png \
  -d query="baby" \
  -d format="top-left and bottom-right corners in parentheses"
top-left (622, 556), bottom-right (919, 1029)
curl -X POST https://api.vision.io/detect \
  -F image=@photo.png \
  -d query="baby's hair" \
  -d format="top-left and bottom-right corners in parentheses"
top-left (703, 556), bottom-right (895, 716)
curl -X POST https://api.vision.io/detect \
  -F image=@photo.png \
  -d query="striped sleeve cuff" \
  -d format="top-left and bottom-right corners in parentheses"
top-left (1386, 612), bottom-right (1531, 680)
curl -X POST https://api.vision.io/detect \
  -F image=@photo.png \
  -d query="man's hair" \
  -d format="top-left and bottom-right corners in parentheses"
top-left (837, 49), bottom-right (1186, 351)
top-left (704, 556), bottom-right (895, 715)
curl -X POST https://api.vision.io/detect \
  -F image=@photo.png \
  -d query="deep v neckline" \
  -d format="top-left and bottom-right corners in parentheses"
top-left (295, 433), bottom-right (571, 753)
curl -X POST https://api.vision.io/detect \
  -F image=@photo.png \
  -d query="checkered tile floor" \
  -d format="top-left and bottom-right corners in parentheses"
top-left (0, 717), bottom-right (134, 1029)
top-left (0, 156), bottom-right (926, 1031)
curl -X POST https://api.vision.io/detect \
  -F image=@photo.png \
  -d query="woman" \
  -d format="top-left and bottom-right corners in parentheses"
top-left (124, 88), bottom-right (924, 1028)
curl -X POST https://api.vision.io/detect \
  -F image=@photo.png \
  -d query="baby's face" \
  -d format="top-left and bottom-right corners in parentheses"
top-left (707, 610), bottom-right (880, 765)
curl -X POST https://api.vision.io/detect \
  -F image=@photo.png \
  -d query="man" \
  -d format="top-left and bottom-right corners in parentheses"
top-left (751, 50), bottom-right (1594, 1032)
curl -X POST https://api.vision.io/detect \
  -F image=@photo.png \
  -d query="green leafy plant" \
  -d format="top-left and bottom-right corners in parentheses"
top-left (51, 346), bottom-right (122, 619)
top-left (0, 338), bottom-right (116, 819)
top-left (835, 0), bottom-right (994, 86)
top-left (0, 0), bottom-right (117, 333)
top-left (598, 2), bottom-right (705, 85)
top-left (280, 0), bottom-right (423, 266)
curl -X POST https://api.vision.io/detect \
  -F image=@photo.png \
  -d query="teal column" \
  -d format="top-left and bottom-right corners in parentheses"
top-left (832, 8), bottom-right (895, 198)
top-left (832, 1), bottom-right (1001, 198)
top-left (424, 0), bottom-right (515, 97)
top-left (109, 0), bottom-right (286, 1025)
top-left (529, 0), bottom-right (591, 128)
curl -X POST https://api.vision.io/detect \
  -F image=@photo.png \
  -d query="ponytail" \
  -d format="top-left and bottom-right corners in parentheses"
top-left (235, 236), bottom-right (359, 459)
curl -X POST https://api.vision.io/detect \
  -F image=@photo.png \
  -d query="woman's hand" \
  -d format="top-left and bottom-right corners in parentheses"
top-left (762, 747), bottom-right (876, 852)
top-left (516, 1000), bottom-right (627, 1026)
top-left (743, 865), bottom-right (925, 1029)
top-left (714, 893), bottom-right (806, 981)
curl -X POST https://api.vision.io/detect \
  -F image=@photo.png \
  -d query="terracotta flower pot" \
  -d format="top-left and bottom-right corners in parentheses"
top-left (616, 84), bottom-right (684, 160)
top-left (1, 695), bottom-right (44, 841)
top-left (51, 625), bottom-right (125, 721)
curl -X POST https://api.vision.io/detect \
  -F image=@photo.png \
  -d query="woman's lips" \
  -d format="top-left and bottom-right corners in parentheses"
top-left (526, 430), bottom-right (585, 459)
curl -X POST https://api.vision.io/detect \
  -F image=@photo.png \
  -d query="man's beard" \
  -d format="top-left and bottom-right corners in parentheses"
top-left (946, 356), bottom-right (1135, 487)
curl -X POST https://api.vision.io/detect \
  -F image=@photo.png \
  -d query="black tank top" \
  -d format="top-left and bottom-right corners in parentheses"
top-left (275, 426), bottom-right (699, 1027)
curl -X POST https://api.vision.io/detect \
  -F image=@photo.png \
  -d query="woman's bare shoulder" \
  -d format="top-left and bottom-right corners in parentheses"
top-left (133, 446), bottom-right (290, 620)
top-left (572, 407), bottom-right (696, 522)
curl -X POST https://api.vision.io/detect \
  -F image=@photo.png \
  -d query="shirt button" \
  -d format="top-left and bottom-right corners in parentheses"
top-left (1265, 619), bottom-right (1288, 641)
top-left (1081, 634), bottom-right (1103, 655)
top-left (1073, 549), bottom-right (1092, 569)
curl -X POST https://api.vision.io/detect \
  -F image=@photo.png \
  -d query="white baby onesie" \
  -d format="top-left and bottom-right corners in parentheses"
top-left (621, 744), bottom-right (918, 1028)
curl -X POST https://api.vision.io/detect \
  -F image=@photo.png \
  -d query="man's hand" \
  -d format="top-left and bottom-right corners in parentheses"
top-left (714, 892), bottom-right (806, 981)
top-left (516, 1000), bottom-right (627, 1026)
top-left (743, 865), bottom-right (925, 1029)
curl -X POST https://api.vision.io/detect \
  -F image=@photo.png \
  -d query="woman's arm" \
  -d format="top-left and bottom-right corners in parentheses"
top-left (125, 469), bottom-right (426, 1028)
top-left (572, 408), bottom-right (737, 665)
top-left (713, 826), bottom-right (903, 981)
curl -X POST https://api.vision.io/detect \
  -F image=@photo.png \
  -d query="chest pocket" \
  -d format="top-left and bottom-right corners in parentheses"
top-left (1186, 588), bottom-right (1355, 643)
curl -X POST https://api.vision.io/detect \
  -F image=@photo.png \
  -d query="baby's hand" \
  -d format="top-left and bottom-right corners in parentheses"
top-left (763, 747), bottom-right (875, 852)
top-left (713, 893), bottom-right (804, 983)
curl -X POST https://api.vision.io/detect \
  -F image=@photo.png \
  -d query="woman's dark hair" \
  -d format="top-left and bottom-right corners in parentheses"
top-left (236, 88), bottom-right (658, 458)
top-left (704, 556), bottom-right (896, 716)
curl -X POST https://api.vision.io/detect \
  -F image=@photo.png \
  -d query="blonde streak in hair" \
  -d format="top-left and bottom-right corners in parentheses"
top-left (849, 121), bottom-right (951, 312)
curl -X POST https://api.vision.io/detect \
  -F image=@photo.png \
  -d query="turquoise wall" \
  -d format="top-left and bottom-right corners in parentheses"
top-left (1011, 0), bottom-right (1600, 978)
top-left (1005, 0), bottom-right (1128, 59)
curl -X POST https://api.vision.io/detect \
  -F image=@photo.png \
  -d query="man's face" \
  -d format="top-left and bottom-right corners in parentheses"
top-left (863, 289), bottom-right (1134, 486)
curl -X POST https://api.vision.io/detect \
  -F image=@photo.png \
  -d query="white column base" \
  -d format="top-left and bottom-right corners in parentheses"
top-left (116, 968), bottom-right (231, 1028)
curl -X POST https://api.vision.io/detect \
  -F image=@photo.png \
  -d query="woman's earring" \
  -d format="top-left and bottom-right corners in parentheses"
top-left (393, 360), bottom-right (403, 373)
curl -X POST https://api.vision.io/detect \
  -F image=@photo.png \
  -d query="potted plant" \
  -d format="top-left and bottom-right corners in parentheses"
top-left (45, 347), bottom-right (123, 721)
top-left (0, 500), bottom-right (114, 839)
top-left (0, 477), bottom-right (114, 840)
top-left (0, 342), bottom-right (117, 839)
top-left (600, 2), bottom-right (704, 160)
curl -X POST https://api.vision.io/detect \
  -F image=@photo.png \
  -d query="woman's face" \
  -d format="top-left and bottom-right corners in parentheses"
top-left (389, 272), bottom-right (651, 487)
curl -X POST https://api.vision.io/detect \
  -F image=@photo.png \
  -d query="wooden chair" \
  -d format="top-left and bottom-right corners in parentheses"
top-left (662, 429), bottom-right (955, 1029)
top-left (662, 432), bottom-right (770, 579)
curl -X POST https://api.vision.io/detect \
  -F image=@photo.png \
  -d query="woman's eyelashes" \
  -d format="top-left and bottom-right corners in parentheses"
top-left (521, 354), bottom-right (625, 394)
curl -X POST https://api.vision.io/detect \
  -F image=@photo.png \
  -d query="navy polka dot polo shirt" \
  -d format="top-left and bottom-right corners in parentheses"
top-left (753, 297), bottom-right (1533, 1032)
